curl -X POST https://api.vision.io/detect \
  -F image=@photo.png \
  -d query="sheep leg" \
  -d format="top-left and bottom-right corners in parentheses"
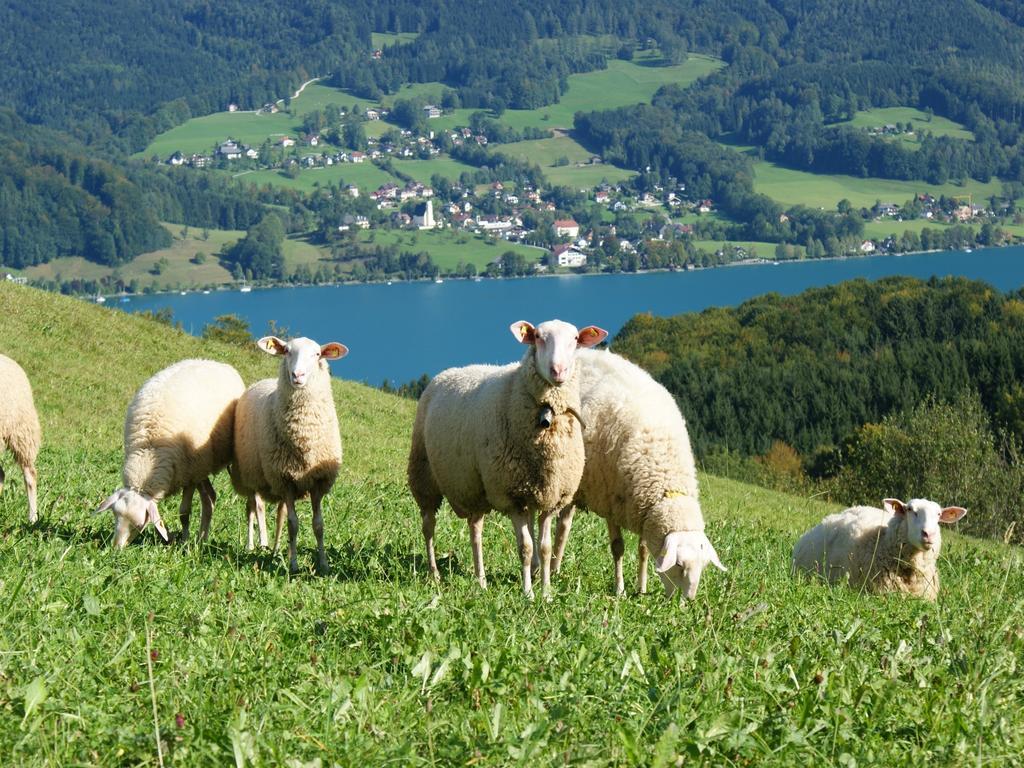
top-left (552, 504), bottom-right (575, 574)
top-left (286, 498), bottom-right (300, 575)
top-left (254, 493), bottom-right (268, 549)
top-left (179, 485), bottom-right (195, 541)
top-left (538, 510), bottom-right (554, 600)
top-left (198, 477), bottom-right (216, 542)
top-left (469, 514), bottom-right (486, 588)
top-left (422, 506), bottom-right (440, 581)
top-left (529, 515), bottom-right (541, 576)
top-left (637, 539), bottom-right (649, 595)
top-left (607, 521), bottom-right (626, 596)
top-left (273, 502), bottom-right (286, 551)
top-left (245, 495), bottom-right (265, 551)
top-left (311, 491), bottom-right (329, 576)
top-left (510, 511), bottom-right (535, 599)
top-left (23, 463), bottom-right (37, 524)
top-left (0, 461), bottom-right (5, 494)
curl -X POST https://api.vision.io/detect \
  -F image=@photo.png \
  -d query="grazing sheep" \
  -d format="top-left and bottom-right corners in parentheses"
top-left (551, 348), bottom-right (726, 599)
top-left (230, 336), bottom-right (347, 575)
top-left (96, 359), bottom-right (245, 548)
top-left (408, 319), bottom-right (607, 598)
top-left (0, 353), bottom-right (42, 524)
top-left (791, 498), bottom-right (967, 600)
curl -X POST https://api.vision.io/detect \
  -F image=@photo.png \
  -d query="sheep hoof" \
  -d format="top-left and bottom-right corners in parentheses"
top-left (430, 569), bottom-right (441, 582)
top-left (315, 560), bottom-right (331, 576)
top-left (289, 559), bottom-right (300, 575)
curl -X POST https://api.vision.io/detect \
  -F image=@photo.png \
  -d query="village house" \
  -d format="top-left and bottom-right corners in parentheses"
top-left (277, 136), bottom-right (296, 148)
top-left (552, 243), bottom-right (587, 267)
top-left (365, 108), bottom-right (380, 120)
top-left (860, 240), bottom-right (876, 253)
top-left (217, 140), bottom-right (243, 160)
top-left (189, 154), bottom-right (210, 168)
top-left (346, 184), bottom-right (360, 198)
top-left (553, 218), bottom-right (580, 238)
top-left (228, 103), bottom-right (239, 112)
top-left (168, 152), bottom-right (185, 166)
top-left (351, 151), bottom-right (366, 163)
top-left (423, 104), bottom-right (442, 119)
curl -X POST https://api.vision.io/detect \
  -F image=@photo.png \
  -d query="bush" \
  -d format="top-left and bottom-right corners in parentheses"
top-left (832, 392), bottom-right (1024, 542)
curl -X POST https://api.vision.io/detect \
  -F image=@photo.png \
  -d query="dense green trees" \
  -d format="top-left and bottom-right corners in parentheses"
top-left (221, 214), bottom-right (286, 280)
top-left (614, 277), bottom-right (1024, 459)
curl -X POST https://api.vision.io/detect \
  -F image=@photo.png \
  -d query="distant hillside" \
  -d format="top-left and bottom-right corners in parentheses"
top-left (613, 275), bottom-right (1024, 458)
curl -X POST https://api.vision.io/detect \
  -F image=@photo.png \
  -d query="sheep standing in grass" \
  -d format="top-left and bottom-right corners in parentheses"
top-left (551, 348), bottom-right (726, 599)
top-left (0, 353), bottom-right (41, 524)
top-left (230, 336), bottom-right (347, 575)
top-left (408, 319), bottom-right (607, 598)
top-left (97, 359), bottom-right (245, 548)
top-left (792, 498), bottom-right (967, 600)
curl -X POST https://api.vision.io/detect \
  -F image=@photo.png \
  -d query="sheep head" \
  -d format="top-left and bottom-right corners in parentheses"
top-left (884, 498), bottom-right (967, 552)
top-left (510, 319), bottom-right (607, 385)
top-left (96, 488), bottom-right (169, 548)
top-left (654, 530), bottom-right (726, 599)
top-left (257, 336), bottom-right (348, 389)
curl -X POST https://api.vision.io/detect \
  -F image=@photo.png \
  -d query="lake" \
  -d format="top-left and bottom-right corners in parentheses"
top-left (126, 247), bottom-right (1024, 385)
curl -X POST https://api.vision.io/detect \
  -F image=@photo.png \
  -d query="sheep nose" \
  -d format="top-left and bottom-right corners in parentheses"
top-left (550, 364), bottom-right (566, 382)
top-left (292, 372), bottom-right (306, 386)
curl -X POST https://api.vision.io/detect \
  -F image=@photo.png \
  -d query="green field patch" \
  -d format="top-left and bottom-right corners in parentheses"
top-left (231, 162), bottom-right (397, 193)
top-left (353, 228), bottom-right (544, 271)
top-left (861, 218), bottom-right (977, 240)
top-left (839, 107), bottom-right (975, 143)
top-left (545, 163), bottom-right (636, 188)
top-left (751, 159), bottom-right (1005, 210)
top-left (390, 157), bottom-right (480, 184)
top-left (692, 240), bottom-right (786, 259)
top-left (495, 54), bottom-right (723, 133)
top-left (497, 134), bottom-right (635, 186)
top-left (371, 31), bottom-right (419, 48)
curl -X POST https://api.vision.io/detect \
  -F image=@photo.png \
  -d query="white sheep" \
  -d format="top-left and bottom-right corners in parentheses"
top-left (408, 319), bottom-right (607, 598)
top-left (791, 498), bottom-right (967, 600)
top-left (0, 353), bottom-right (42, 524)
top-left (96, 359), bottom-right (245, 548)
top-left (230, 336), bottom-right (347, 575)
top-left (551, 348), bottom-right (726, 599)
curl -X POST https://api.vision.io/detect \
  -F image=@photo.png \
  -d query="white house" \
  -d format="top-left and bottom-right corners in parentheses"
top-left (553, 218), bottom-right (580, 238)
top-left (555, 246), bottom-right (587, 267)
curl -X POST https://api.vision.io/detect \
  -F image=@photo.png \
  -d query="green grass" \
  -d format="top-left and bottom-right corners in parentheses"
top-left (2, 280), bottom-right (1024, 763)
top-left (860, 218), bottom-right (976, 240)
top-left (390, 157), bottom-right (479, 184)
top-left (751, 159), bottom-right (1006, 210)
top-left (352, 229), bottom-right (544, 270)
top-left (692, 240), bottom-right (785, 258)
top-left (230, 163), bottom-right (397, 193)
top-left (840, 107), bottom-right (975, 144)
top-left (494, 54), bottom-right (723, 133)
top-left (371, 32), bottom-right (419, 48)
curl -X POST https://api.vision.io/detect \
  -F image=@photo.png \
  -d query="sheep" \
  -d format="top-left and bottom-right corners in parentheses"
top-left (0, 353), bottom-right (42, 524)
top-left (230, 336), bottom-right (347, 575)
top-left (96, 359), bottom-right (245, 548)
top-left (408, 319), bottom-right (608, 598)
top-left (791, 498), bottom-right (967, 600)
top-left (551, 348), bottom-right (726, 599)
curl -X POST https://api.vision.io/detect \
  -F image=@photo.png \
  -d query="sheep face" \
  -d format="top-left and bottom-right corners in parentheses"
top-left (96, 488), bottom-right (169, 548)
top-left (257, 336), bottom-right (349, 389)
top-left (884, 498), bottom-right (967, 551)
top-left (510, 320), bottom-right (608, 385)
top-left (654, 530), bottom-right (726, 599)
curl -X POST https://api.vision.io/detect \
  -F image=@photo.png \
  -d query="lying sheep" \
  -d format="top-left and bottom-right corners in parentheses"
top-left (0, 353), bottom-right (42, 523)
top-left (551, 348), bottom-right (726, 599)
top-left (97, 359), bottom-right (245, 547)
top-left (408, 319), bottom-right (607, 598)
top-left (230, 336), bottom-right (347, 575)
top-left (791, 498), bottom-right (967, 600)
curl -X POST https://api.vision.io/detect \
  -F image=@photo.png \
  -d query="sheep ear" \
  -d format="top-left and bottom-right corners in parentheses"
top-left (320, 342), bottom-right (348, 360)
top-left (96, 489), bottom-right (124, 514)
top-left (257, 336), bottom-right (288, 356)
top-left (939, 506), bottom-right (967, 524)
top-left (704, 537), bottom-right (727, 572)
top-left (883, 498), bottom-right (906, 516)
top-left (654, 533), bottom-right (679, 573)
top-left (510, 321), bottom-right (536, 345)
top-left (576, 326), bottom-right (608, 348)
top-left (147, 500), bottom-right (169, 543)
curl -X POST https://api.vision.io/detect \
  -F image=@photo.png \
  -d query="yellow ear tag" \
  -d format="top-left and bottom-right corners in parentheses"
top-left (664, 489), bottom-right (686, 499)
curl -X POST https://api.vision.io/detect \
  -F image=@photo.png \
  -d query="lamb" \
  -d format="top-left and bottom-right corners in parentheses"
top-left (230, 336), bottom-right (347, 575)
top-left (408, 319), bottom-right (607, 598)
top-left (96, 359), bottom-right (245, 548)
top-left (791, 498), bottom-right (967, 600)
top-left (0, 353), bottom-right (42, 524)
top-left (551, 348), bottom-right (726, 599)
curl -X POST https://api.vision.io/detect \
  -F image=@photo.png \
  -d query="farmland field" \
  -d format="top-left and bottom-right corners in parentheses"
top-left (350, 228), bottom-right (544, 271)
top-left (230, 163), bottom-right (397, 194)
top-left (2, 279), bottom-right (1024, 764)
top-left (839, 107), bottom-right (975, 144)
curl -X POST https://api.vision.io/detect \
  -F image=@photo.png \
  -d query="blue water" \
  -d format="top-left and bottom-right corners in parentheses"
top-left (126, 247), bottom-right (1024, 385)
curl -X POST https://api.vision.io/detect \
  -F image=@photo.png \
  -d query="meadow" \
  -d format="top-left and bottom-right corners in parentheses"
top-left (2, 280), bottom-right (1023, 765)
top-left (351, 228), bottom-right (544, 271)
top-left (839, 107), bottom-right (975, 144)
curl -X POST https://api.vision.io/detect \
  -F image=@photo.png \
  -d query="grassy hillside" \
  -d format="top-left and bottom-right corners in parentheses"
top-left (1, 281), bottom-right (1023, 764)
